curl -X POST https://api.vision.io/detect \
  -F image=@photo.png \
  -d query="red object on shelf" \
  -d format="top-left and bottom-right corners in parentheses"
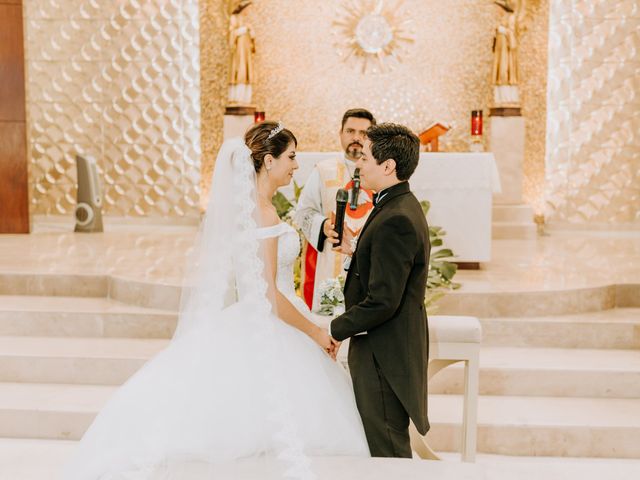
top-left (471, 110), bottom-right (483, 136)
top-left (254, 111), bottom-right (265, 123)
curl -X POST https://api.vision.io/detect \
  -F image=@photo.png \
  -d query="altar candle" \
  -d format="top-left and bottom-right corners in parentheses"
top-left (254, 111), bottom-right (266, 123)
top-left (471, 110), bottom-right (483, 136)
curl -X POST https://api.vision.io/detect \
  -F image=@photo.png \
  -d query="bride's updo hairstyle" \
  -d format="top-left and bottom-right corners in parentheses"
top-left (244, 121), bottom-right (297, 173)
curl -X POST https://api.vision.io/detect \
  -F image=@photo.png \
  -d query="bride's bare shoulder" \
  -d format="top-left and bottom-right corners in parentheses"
top-left (258, 203), bottom-right (280, 228)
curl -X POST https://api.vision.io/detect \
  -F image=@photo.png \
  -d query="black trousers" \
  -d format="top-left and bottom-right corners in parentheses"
top-left (348, 336), bottom-right (411, 458)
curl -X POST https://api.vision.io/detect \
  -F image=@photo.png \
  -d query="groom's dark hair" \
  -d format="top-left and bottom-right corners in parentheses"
top-left (366, 123), bottom-right (420, 181)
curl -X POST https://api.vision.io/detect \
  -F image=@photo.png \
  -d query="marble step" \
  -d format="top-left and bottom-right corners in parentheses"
top-left (0, 383), bottom-right (112, 441)
top-left (425, 394), bottom-right (640, 458)
top-left (492, 205), bottom-right (535, 223)
top-left (0, 274), bottom-right (107, 297)
top-left (2, 383), bottom-right (638, 458)
top-left (492, 222), bottom-right (537, 240)
top-left (438, 284), bottom-right (640, 318)
top-left (0, 336), bottom-right (167, 385)
top-left (0, 274), bottom-right (182, 310)
top-left (427, 395), bottom-right (640, 459)
top-left (3, 440), bottom-right (640, 480)
top-left (108, 276), bottom-right (182, 311)
top-left (479, 308), bottom-right (640, 349)
top-left (0, 438), bottom-right (76, 480)
top-left (429, 346), bottom-right (640, 398)
top-left (3, 335), bottom-right (639, 399)
top-left (1, 301), bottom-right (637, 348)
top-left (2, 275), bottom-right (639, 319)
top-left (0, 296), bottom-right (177, 338)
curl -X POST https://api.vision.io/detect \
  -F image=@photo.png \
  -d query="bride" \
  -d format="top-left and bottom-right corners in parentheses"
top-left (64, 122), bottom-right (370, 480)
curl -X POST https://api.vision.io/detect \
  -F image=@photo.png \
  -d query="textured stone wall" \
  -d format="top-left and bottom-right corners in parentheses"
top-left (546, 0), bottom-right (639, 226)
top-left (24, 0), bottom-right (201, 217)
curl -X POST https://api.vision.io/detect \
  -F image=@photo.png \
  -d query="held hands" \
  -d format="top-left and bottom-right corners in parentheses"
top-left (312, 326), bottom-right (342, 361)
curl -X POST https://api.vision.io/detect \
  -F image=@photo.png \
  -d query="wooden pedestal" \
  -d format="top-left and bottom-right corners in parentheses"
top-left (0, 0), bottom-right (29, 233)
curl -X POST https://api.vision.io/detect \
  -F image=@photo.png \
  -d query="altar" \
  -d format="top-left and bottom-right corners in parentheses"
top-left (282, 153), bottom-right (501, 263)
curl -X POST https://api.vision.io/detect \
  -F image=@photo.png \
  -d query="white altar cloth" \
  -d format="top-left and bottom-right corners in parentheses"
top-left (281, 152), bottom-right (501, 263)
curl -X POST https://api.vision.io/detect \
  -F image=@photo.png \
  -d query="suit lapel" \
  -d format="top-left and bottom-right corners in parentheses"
top-left (353, 182), bottom-right (411, 253)
top-left (344, 207), bottom-right (379, 291)
top-left (355, 203), bottom-right (382, 245)
top-left (344, 182), bottom-right (412, 290)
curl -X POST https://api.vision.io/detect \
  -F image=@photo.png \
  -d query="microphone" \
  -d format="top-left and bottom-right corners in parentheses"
top-left (334, 188), bottom-right (348, 247)
top-left (350, 168), bottom-right (360, 211)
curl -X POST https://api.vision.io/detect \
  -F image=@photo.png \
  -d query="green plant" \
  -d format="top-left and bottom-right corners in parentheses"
top-left (272, 181), bottom-right (303, 219)
top-left (272, 191), bottom-right (293, 219)
top-left (421, 200), bottom-right (460, 313)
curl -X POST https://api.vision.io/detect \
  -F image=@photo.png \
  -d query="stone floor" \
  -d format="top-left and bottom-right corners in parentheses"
top-left (2, 438), bottom-right (639, 480)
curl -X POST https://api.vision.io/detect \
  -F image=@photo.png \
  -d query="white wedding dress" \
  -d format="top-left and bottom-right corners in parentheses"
top-left (64, 222), bottom-right (370, 479)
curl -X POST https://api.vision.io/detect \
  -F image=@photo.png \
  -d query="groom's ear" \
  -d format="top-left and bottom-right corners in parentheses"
top-left (383, 159), bottom-right (397, 176)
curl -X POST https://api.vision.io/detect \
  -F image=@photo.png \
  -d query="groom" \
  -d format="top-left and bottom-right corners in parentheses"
top-left (329, 123), bottom-right (430, 457)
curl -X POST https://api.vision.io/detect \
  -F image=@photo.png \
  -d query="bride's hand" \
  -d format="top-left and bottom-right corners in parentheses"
top-left (312, 326), bottom-right (336, 360)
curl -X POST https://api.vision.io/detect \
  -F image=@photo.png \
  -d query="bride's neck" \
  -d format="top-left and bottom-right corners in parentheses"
top-left (256, 170), bottom-right (277, 205)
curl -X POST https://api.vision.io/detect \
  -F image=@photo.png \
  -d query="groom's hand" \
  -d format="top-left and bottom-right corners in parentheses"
top-left (329, 336), bottom-right (342, 360)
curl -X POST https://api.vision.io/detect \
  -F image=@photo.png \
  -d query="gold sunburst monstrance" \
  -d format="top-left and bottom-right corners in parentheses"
top-left (333, 0), bottom-right (414, 74)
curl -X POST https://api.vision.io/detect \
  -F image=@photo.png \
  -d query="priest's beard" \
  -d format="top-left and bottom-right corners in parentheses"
top-left (346, 144), bottom-right (363, 161)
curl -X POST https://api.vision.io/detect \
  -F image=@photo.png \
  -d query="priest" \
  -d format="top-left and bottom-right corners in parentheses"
top-left (294, 108), bottom-right (376, 310)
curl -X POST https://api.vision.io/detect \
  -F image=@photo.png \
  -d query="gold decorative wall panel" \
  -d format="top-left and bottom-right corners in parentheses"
top-left (201, 0), bottom-right (549, 211)
top-left (199, 0), bottom-right (228, 206)
top-left (24, 0), bottom-right (201, 217)
top-left (546, 0), bottom-right (639, 226)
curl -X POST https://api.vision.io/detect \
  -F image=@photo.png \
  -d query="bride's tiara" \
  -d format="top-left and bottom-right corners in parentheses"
top-left (267, 122), bottom-right (284, 140)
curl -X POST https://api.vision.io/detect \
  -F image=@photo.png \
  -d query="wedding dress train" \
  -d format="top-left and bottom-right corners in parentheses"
top-left (64, 221), bottom-right (369, 480)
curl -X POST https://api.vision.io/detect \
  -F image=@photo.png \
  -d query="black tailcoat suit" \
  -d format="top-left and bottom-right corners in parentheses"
top-left (330, 181), bottom-right (430, 457)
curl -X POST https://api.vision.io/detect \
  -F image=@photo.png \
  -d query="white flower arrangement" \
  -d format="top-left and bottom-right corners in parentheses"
top-left (316, 275), bottom-right (346, 316)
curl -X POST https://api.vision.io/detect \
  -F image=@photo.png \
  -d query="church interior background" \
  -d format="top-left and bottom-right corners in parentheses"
top-left (0, 0), bottom-right (639, 478)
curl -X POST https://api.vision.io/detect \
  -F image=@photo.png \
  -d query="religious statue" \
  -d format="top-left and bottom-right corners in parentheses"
top-left (492, 0), bottom-right (526, 106)
top-left (228, 0), bottom-right (255, 106)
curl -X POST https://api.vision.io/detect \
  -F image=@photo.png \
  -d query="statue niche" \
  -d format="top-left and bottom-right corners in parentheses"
top-left (492, 0), bottom-right (526, 107)
top-left (228, 0), bottom-right (255, 106)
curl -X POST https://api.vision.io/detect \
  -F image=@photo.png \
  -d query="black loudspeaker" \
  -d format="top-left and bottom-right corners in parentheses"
top-left (74, 155), bottom-right (104, 233)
